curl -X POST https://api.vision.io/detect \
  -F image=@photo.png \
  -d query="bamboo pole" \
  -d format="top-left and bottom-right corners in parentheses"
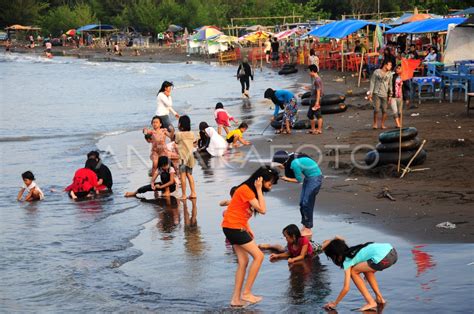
top-left (341, 39), bottom-right (344, 72)
top-left (397, 101), bottom-right (403, 173)
top-left (400, 139), bottom-right (426, 178)
top-left (358, 51), bottom-right (365, 87)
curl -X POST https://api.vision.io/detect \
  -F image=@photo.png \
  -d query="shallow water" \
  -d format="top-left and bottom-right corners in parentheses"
top-left (1, 52), bottom-right (473, 312)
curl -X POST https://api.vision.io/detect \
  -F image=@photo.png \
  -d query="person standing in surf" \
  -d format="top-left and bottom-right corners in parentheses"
top-left (237, 58), bottom-right (253, 98)
top-left (156, 81), bottom-right (180, 131)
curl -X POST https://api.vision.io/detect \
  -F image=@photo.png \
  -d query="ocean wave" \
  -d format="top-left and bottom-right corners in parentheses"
top-left (0, 129), bottom-right (134, 143)
top-left (0, 53), bottom-right (74, 64)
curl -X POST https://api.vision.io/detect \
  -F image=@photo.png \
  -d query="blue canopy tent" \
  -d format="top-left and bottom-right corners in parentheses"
top-left (306, 20), bottom-right (391, 39)
top-left (450, 7), bottom-right (474, 16)
top-left (385, 18), bottom-right (466, 34)
top-left (305, 20), bottom-right (392, 71)
top-left (76, 24), bottom-right (117, 32)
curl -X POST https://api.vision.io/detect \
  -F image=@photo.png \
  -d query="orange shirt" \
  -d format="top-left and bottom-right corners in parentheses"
top-left (221, 184), bottom-right (256, 230)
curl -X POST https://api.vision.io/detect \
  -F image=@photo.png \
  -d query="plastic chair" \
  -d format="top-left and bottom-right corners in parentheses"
top-left (468, 93), bottom-right (474, 116)
top-left (444, 73), bottom-right (469, 103)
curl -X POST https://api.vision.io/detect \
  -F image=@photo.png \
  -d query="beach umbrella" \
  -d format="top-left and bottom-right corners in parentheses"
top-left (275, 28), bottom-right (304, 40)
top-left (65, 29), bottom-right (76, 36)
top-left (167, 24), bottom-right (183, 33)
top-left (192, 26), bottom-right (222, 41)
top-left (246, 25), bottom-right (268, 32)
top-left (214, 35), bottom-right (239, 43)
top-left (238, 30), bottom-right (273, 43)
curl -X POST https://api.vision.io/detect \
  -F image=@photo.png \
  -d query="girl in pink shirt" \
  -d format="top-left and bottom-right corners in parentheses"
top-left (259, 224), bottom-right (323, 264)
top-left (214, 102), bottom-right (237, 135)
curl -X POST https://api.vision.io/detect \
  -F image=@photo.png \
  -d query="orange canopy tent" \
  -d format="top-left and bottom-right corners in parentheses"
top-left (5, 24), bottom-right (41, 31)
top-left (403, 14), bottom-right (433, 24)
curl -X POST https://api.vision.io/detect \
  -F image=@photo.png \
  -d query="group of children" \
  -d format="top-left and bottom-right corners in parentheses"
top-left (221, 164), bottom-right (398, 311)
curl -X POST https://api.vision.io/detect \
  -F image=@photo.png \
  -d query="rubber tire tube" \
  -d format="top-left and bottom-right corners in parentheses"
top-left (376, 137), bottom-right (421, 153)
top-left (379, 127), bottom-right (418, 144)
top-left (300, 91), bottom-right (311, 99)
top-left (365, 149), bottom-right (427, 167)
top-left (321, 103), bottom-right (347, 114)
top-left (321, 93), bottom-right (345, 105)
top-left (278, 67), bottom-right (298, 75)
top-left (271, 119), bottom-right (311, 130)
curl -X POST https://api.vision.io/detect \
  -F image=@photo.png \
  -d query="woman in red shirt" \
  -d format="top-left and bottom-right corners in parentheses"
top-left (222, 166), bottom-right (279, 307)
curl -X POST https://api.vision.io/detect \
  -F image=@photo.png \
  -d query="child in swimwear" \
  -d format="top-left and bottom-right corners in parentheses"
top-left (17, 171), bottom-right (44, 201)
top-left (214, 102), bottom-right (238, 135)
top-left (259, 224), bottom-right (322, 264)
top-left (226, 122), bottom-right (250, 147)
top-left (125, 156), bottom-right (177, 198)
top-left (173, 115), bottom-right (196, 199)
top-left (323, 237), bottom-right (398, 311)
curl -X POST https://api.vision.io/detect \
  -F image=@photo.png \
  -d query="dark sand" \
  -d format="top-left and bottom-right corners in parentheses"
top-left (8, 44), bottom-right (473, 242)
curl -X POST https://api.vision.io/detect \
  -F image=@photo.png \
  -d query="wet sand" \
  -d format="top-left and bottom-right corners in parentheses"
top-left (8, 44), bottom-right (473, 243)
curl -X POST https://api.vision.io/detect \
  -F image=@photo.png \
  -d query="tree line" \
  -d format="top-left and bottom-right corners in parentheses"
top-left (0, 0), bottom-right (471, 36)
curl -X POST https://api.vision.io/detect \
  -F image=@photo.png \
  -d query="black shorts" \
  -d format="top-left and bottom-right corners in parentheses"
top-left (368, 248), bottom-right (398, 271)
top-left (223, 228), bottom-right (252, 245)
top-left (307, 107), bottom-right (322, 120)
top-left (226, 136), bottom-right (234, 144)
top-left (46, 48), bottom-right (51, 53)
top-left (271, 51), bottom-right (279, 61)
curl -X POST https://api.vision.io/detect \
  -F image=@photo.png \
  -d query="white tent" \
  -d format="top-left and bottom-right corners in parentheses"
top-left (444, 18), bottom-right (474, 65)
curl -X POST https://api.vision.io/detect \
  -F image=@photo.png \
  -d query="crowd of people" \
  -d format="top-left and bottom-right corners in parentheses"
top-left (17, 65), bottom-right (398, 310)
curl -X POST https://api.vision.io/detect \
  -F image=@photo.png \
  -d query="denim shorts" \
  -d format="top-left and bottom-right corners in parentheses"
top-left (179, 164), bottom-right (193, 174)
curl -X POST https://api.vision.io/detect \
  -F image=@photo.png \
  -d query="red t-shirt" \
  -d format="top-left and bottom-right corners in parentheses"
top-left (221, 184), bottom-right (256, 230)
top-left (288, 237), bottom-right (313, 257)
top-left (65, 168), bottom-right (98, 193)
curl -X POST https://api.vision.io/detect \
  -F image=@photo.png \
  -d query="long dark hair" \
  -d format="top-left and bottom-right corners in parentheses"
top-left (324, 239), bottom-right (373, 268)
top-left (282, 224), bottom-right (301, 244)
top-left (239, 165), bottom-right (279, 199)
top-left (264, 88), bottom-right (284, 109)
top-left (157, 81), bottom-right (173, 95)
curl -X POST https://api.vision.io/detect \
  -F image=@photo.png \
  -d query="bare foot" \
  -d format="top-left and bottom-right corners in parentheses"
top-left (124, 192), bottom-right (136, 197)
top-left (381, 125), bottom-right (387, 129)
top-left (242, 293), bottom-right (262, 304)
top-left (258, 243), bottom-right (271, 249)
top-left (358, 302), bottom-right (378, 311)
top-left (372, 125), bottom-right (378, 129)
top-left (300, 227), bottom-right (313, 237)
top-left (376, 296), bottom-right (386, 304)
top-left (230, 300), bottom-right (247, 308)
top-left (178, 195), bottom-right (187, 200)
top-left (188, 195), bottom-right (197, 199)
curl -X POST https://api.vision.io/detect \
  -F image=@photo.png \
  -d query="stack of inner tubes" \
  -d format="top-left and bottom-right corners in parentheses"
top-left (278, 64), bottom-right (298, 75)
top-left (365, 127), bottom-right (427, 167)
top-left (300, 93), bottom-right (347, 114)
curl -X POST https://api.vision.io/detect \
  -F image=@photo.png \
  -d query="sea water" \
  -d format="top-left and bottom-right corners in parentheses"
top-left (0, 53), bottom-right (473, 312)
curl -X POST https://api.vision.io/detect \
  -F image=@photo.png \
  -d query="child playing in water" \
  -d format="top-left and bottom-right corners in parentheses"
top-left (173, 115), bottom-right (197, 199)
top-left (143, 116), bottom-right (179, 182)
top-left (226, 122), bottom-right (250, 147)
top-left (65, 159), bottom-right (100, 200)
top-left (259, 224), bottom-right (323, 264)
top-left (214, 102), bottom-right (238, 135)
top-left (124, 156), bottom-right (177, 198)
top-left (17, 171), bottom-right (44, 201)
top-left (323, 237), bottom-right (398, 311)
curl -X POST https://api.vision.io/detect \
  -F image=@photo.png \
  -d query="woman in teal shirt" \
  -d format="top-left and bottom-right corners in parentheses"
top-left (322, 237), bottom-right (397, 311)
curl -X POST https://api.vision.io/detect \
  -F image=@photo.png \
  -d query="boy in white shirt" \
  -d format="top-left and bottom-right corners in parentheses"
top-left (18, 171), bottom-right (44, 201)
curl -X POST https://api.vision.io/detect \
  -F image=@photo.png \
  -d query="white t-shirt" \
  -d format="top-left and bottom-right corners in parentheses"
top-left (22, 181), bottom-right (44, 200)
top-left (156, 92), bottom-right (177, 116)
top-left (309, 55), bottom-right (319, 68)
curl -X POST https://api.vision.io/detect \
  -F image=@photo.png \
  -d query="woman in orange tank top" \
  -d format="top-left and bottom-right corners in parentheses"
top-left (221, 166), bottom-right (279, 307)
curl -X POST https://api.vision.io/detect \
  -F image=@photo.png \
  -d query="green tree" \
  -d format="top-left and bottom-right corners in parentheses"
top-left (0, 0), bottom-right (49, 27)
top-left (40, 3), bottom-right (96, 35)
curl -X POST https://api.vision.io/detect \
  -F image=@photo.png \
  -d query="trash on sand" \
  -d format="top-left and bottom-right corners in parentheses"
top-left (411, 113), bottom-right (420, 117)
top-left (436, 121), bottom-right (440, 124)
top-left (458, 126), bottom-right (462, 129)
top-left (267, 139), bottom-right (273, 142)
top-left (436, 221), bottom-right (456, 229)
top-left (345, 178), bottom-right (358, 181)
top-left (377, 187), bottom-right (396, 201)
top-left (458, 139), bottom-right (465, 142)
top-left (361, 211), bottom-right (376, 216)
top-left (324, 175), bottom-right (339, 179)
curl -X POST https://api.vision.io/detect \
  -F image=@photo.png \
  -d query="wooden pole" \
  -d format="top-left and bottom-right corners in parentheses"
top-left (397, 102), bottom-right (403, 173)
top-left (400, 140), bottom-right (426, 178)
top-left (358, 51), bottom-right (365, 87)
top-left (341, 38), bottom-right (344, 72)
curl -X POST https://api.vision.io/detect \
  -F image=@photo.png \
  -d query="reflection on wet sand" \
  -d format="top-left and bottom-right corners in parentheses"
top-left (142, 196), bottom-right (180, 237)
top-left (286, 258), bottom-right (331, 305)
top-left (182, 198), bottom-right (205, 257)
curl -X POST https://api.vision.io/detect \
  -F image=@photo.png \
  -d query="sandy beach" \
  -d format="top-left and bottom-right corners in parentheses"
top-left (8, 43), bottom-right (473, 243)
